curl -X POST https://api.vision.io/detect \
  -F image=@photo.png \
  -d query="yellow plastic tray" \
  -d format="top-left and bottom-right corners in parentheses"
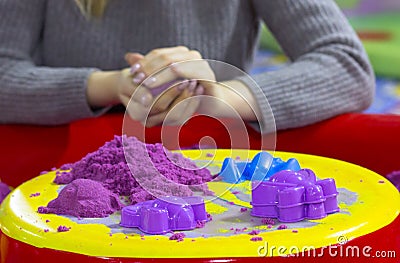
top-left (0, 150), bottom-right (399, 258)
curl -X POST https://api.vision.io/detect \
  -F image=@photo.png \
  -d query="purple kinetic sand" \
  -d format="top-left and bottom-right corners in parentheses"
top-left (248, 230), bottom-right (260, 235)
top-left (386, 171), bottom-right (400, 191)
top-left (0, 182), bottom-right (11, 204)
top-left (250, 237), bottom-right (263, 242)
top-left (278, 224), bottom-right (288, 230)
top-left (169, 232), bottom-right (185, 242)
top-left (196, 221), bottom-right (206, 228)
top-left (57, 225), bottom-right (71, 232)
top-left (38, 179), bottom-right (122, 218)
top-left (55, 136), bottom-right (212, 206)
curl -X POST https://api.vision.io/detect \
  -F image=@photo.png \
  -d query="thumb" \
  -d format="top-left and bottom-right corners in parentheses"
top-left (125, 52), bottom-right (144, 65)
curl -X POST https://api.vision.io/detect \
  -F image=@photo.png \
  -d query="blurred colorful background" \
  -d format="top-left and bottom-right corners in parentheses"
top-left (252, 0), bottom-right (400, 115)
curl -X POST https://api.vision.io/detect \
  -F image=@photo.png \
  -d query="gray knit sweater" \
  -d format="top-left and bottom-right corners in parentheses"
top-left (0, 0), bottom-right (374, 131)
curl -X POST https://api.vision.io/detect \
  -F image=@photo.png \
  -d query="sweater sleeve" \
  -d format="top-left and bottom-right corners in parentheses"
top-left (242, 0), bottom-right (375, 133)
top-left (0, 0), bottom-right (99, 125)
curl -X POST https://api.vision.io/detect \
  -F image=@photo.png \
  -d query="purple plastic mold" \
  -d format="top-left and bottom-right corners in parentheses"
top-left (251, 169), bottom-right (339, 222)
top-left (120, 196), bottom-right (208, 234)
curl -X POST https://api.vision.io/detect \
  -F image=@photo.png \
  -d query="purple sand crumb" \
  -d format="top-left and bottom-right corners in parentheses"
top-left (206, 153), bottom-right (214, 157)
top-left (261, 218), bottom-right (275, 225)
top-left (231, 191), bottom-right (240, 195)
top-left (53, 136), bottom-right (213, 207)
top-left (40, 171), bottom-right (48, 175)
top-left (292, 229), bottom-right (298, 233)
top-left (267, 225), bottom-right (273, 229)
top-left (248, 230), bottom-right (260, 235)
top-left (0, 182), bottom-right (11, 204)
top-left (240, 207), bottom-right (248, 213)
top-left (196, 221), bottom-right (206, 228)
top-left (38, 179), bottom-right (122, 218)
top-left (30, 192), bottom-right (40, 197)
top-left (44, 229), bottom-right (49, 233)
top-left (378, 180), bottom-right (385, 184)
top-left (235, 156), bottom-right (241, 160)
top-left (206, 213), bottom-right (213, 221)
top-left (57, 225), bottom-right (70, 232)
top-left (45, 220), bottom-right (50, 223)
top-left (250, 237), bottom-right (263, 242)
top-left (228, 201), bottom-right (235, 205)
top-left (233, 228), bottom-right (243, 234)
top-left (169, 232), bottom-right (185, 242)
top-left (230, 228), bottom-right (234, 230)
top-left (278, 225), bottom-right (288, 230)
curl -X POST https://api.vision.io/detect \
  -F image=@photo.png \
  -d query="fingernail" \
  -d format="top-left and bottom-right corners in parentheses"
top-left (188, 81), bottom-right (197, 92)
top-left (176, 83), bottom-right (185, 91)
top-left (143, 77), bottom-right (157, 86)
top-left (195, 85), bottom-right (204, 95)
top-left (130, 63), bottom-right (141, 75)
top-left (132, 72), bottom-right (146, 84)
top-left (175, 80), bottom-right (188, 91)
top-left (140, 94), bottom-right (152, 106)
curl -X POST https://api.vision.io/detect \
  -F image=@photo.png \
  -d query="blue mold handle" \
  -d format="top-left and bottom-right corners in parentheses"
top-left (219, 158), bottom-right (242, 184)
top-left (267, 158), bottom-right (301, 178)
top-left (246, 152), bottom-right (274, 181)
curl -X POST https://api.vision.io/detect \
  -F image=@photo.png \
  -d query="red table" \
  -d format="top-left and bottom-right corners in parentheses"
top-left (1, 113), bottom-right (399, 188)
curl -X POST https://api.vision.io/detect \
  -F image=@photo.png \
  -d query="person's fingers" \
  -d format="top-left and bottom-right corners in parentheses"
top-left (119, 70), bottom-right (153, 107)
top-left (141, 46), bottom-right (189, 67)
top-left (165, 85), bottom-right (204, 126)
top-left (143, 50), bottom-right (201, 75)
top-left (170, 58), bottom-right (216, 83)
top-left (131, 86), bottom-right (153, 107)
top-left (129, 47), bottom-right (199, 88)
top-left (132, 72), bottom-right (146, 84)
top-left (140, 68), bottom-right (176, 88)
top-left (125, 52), bottom-right (144, 66)
top-left (144, 82), bottom-right (203, 127)
top-left (148, 80), bottom-right (192, 115)
top-left (120, 94), bottom-right (151, 123)
top-left (141, 57), bottom-right (215, 90)
top-left (120, 88), bottom-right (153, 110)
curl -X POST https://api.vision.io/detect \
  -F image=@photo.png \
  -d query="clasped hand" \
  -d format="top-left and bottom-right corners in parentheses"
top-left (122, 46), bottom-right (216, 127)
